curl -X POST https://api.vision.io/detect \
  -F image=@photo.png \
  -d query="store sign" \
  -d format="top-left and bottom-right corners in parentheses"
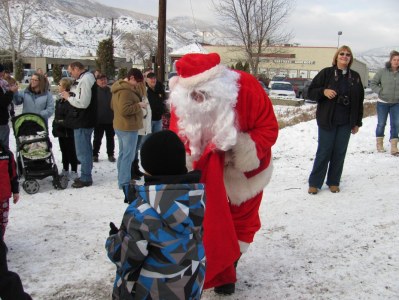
top-left (261, 58), bottom-right (315, 65)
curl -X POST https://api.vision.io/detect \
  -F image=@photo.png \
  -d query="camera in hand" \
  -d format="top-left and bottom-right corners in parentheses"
top-left (336, 95), bottom-right (350, 106)
top-left (69, 92), bottom-right (76, 97)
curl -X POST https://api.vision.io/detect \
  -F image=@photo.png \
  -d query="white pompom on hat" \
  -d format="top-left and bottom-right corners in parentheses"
top-left (175, 53), bottom-right (226, 88)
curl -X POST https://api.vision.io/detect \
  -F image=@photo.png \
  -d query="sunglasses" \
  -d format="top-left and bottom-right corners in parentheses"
top-left (339, 52), bottom-right (351, 57)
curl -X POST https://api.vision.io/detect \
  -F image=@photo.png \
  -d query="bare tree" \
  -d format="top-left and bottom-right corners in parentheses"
top-left (213, 0), bottom-right (293, 75)
top-left (120, 31), bottom-right (157, 68)
top-left (0, 0), bottom-right (39, 71)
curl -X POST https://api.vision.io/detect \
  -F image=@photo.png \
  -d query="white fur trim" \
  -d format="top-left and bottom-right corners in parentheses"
top-left (177, 65), bottom-right (226, 89)
top-left (224, 161), bottom-right (274, 206)
top-left (168, 76), bottom-right (179, 90)
top-left (232, 133), bottom-right (259, 172)
top-left (238, 241), bottom-right (250, 253)
top-left (186, 154), bottom-right (194, 172)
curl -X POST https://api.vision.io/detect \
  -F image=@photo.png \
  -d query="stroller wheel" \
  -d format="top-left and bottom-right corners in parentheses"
top-left (23, 180), bottom-right (40, 194)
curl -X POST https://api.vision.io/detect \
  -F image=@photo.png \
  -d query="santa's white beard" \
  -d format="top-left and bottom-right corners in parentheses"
top-left (170, 70), bottom-right (240, 160)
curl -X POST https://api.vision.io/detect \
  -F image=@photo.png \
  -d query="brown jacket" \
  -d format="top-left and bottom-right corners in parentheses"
top-left (111, 80), bottom-right (143, 131)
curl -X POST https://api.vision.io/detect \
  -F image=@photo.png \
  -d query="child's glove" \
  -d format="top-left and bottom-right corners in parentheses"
top-left (109, 222), bottom-right (119, 235)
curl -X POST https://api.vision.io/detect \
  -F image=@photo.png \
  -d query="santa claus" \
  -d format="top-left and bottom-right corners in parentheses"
top-left (168, 52), bottom-right (278, 295)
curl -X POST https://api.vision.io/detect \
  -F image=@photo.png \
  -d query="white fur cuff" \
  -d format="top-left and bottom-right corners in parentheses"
top-left (232, 132), bottom-right (259, 172)
top-left (238, 240), bottom-right (250, 253)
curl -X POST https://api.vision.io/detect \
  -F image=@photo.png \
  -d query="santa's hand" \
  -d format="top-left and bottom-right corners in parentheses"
top-left (231, 132), bottom-right (260, 172)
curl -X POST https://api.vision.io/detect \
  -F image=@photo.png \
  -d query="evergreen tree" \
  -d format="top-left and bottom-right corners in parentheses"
top-left (53, 64), bottom-right (62, 85)
top-left (96, 38), bottom-right (115, 78)
top-left (117, 67), bottom-right (127, 80)
top-left (235, 61), bottom-right (244, 71)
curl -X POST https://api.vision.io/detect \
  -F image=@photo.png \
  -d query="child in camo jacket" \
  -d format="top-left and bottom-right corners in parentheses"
top-left (106, 130), bottom-right (206, 300)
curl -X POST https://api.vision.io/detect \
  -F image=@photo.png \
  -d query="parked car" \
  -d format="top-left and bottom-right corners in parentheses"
top-left (302, 80), bottom-right (316, 103)
top-left (258, 80), bottom-right (269, 95)
top-left (284, 78), bottom-right (312, 98)
top-left (269, 81), bottom-right (296, 100)
top-left (22, 69), bottom-right (36, 83)
top-left (268, 74), bottom-right (287, 88)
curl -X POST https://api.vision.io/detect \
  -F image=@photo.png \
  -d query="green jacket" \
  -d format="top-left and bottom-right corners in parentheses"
top-left (370, 67), bottom-right (399, 103)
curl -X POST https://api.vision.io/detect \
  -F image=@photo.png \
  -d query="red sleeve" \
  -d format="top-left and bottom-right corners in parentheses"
top-left (234, 71), bottom-right (279, 161)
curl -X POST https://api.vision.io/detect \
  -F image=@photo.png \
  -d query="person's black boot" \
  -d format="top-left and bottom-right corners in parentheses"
top-left (214, 283), bottom-right (235, 295)
top-left (131, 158), bottom-right (144, 180)
top-left (214, 255), bottom-right (241, 295)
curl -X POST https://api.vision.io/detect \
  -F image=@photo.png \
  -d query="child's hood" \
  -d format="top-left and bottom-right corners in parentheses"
top-left (136, 182), bottom-right (205, 234)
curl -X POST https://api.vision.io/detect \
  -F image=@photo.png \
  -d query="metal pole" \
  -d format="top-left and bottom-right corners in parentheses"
top-left (157, 0), bottom-right (166, 84)
top-left (337, 31), bottom-right (342, 48)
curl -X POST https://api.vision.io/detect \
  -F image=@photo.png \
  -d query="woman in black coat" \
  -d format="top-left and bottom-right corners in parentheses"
top-left (307, 45), bottom-right (364, 194)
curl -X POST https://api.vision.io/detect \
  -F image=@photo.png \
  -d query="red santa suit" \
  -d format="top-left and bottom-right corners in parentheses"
top-left (168, 53), bottom-right (278, 290)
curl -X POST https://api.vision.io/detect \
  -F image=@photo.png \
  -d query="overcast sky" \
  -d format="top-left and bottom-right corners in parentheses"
top-left (96, 0), bottom-right (398, 53)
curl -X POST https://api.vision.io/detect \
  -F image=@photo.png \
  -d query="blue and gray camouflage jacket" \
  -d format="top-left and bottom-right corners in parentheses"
top-left (106, 173), bottom-right (206, 300)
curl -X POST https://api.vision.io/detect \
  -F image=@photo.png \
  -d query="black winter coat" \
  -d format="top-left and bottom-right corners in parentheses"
top-left (146, 81), bottom-right (166, 121)
top-left (308, 66), bottom-right (364, 130)
top-left (0, 89), bottom-right (14, 125)
top-left (52, 98), bottom-right (75, 138)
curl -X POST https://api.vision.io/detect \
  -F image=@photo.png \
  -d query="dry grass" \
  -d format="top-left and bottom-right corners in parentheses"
top-left (275, 101), bottom-right (377, 129)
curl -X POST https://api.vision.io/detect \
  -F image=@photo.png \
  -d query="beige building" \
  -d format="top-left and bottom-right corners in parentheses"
top-left (201, 45), bottom-right (368, 85)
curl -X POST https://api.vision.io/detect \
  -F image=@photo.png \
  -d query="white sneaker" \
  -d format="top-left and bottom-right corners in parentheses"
top-left (69, 171), bottom-right (78, 181)
top-left (60, 169), bottom-right (69, 177)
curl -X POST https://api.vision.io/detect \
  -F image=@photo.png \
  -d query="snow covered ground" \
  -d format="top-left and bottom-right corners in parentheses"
top-left (5, 104), bottom-right (398, 299)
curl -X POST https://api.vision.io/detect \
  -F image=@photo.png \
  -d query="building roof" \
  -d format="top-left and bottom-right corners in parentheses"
top-left (170, 42), bottom-right (209, 56)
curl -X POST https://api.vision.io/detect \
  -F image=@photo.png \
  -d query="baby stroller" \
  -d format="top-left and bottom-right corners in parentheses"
top-left (12, 113), bottom-right (68, 194)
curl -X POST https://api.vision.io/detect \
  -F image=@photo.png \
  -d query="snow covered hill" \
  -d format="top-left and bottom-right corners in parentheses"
top-left (7, 0), bottom-right (229, 60)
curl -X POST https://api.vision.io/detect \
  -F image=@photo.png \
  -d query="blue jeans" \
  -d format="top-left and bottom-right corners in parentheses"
top-left (115, 129), bottom-right (138, 189)
top-left (151, 120), bottom-right (163, 133)
top-left (74, 128), bottom-right (94, 182)
top-left (309, 124), bottom-right (351, 188)
top-left (375, 102), bottom-right (399, 140)
top-left (134, 135), bottom-right (145, 160)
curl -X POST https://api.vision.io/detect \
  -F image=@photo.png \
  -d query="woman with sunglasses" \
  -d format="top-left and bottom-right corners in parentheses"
top-left (370, 50), bottom-right (399, 155)
top-left (13, 73), bottom-right (54, 123)
top-left (307, 45), bottom-right (364, 194)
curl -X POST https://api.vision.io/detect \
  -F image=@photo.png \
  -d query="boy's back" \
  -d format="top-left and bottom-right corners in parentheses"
top-left (106, 131), bottom-right (206, 300)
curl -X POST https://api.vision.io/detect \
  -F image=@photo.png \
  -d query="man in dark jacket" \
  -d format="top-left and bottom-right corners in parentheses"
top-left (92, 74), bottom-right (115, 163)
top-left (0, 64), bottom-right (19, 148)
top-left (145, 72), bottom-right (166, 133)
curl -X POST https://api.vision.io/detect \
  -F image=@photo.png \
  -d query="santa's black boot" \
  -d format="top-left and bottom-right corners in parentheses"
top-left (214, 256), bottom-right (241, 295)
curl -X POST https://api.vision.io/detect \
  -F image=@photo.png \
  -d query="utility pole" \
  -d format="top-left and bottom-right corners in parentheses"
top-left (157, 0), bottom-right (166, 84)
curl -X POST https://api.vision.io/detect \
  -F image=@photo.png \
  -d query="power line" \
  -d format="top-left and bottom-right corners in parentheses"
top-left (189, 0), bottom-right (198, 33)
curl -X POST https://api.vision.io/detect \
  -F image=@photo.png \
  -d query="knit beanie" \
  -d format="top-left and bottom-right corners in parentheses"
top-left (140, 130), bottom-right (187, 176)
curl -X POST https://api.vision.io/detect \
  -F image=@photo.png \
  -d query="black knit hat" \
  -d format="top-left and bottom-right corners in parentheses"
top-left (140, 130), bottom-right (187, 176)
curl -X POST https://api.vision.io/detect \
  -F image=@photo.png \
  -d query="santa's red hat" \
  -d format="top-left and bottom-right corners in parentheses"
top-left (175, 53), bottom-right (226, 88)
